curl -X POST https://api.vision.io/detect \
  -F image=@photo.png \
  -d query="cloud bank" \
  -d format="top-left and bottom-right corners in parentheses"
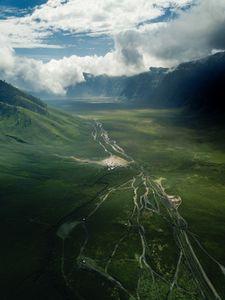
top-left (0, 0), bottom-right (225, 95)
top-left (0, 0), bottom-right (191, 48)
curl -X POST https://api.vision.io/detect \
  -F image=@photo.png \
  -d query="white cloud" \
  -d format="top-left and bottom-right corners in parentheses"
top-left (28, 0), bottom-right (168, 34)
top-left (0, 0), bottom-right (225, 95)
top-left (147, 0), bottom-right (225, 62)
top-left (0, 36), bottom-right (15, 71)
top-left (0, 22), bottom-right (170, 95)
top-left (0, 44), bottom-right (149, 94)
top-left (0, 17), bottom-right (61, 49)
top-left (114, 0), bottom-right (225, 67)
top-left (0, 0), bottom-right (192, 48)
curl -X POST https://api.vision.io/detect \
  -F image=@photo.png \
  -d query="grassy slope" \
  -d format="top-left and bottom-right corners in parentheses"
top-left (0, 104), bottom-right (109, 299)
top-left (0, 80), bottom-right (47, 114)
top-left (0, 81), bottom-right (113, 299)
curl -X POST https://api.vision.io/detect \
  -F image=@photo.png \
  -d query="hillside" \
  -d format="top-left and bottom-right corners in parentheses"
top-left (0, 80), bottom-right (88, 145)
top-left (0, 80), bottom-right (48, 115)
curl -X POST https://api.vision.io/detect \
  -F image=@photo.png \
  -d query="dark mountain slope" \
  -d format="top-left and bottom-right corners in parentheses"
top-left (0, 80), bottom-right (47, 115)
top-left (121, 67), bottom-right (168, 106)
top-left (125, 51), bottom-right (225, 110)
top-left (67, 52), bottom-right (225, 112)
top-left (67, 73), bottom-right (127, 98)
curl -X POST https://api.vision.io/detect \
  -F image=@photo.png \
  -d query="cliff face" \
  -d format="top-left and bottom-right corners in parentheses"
top-left (67, 52), bottom-right (225, 112)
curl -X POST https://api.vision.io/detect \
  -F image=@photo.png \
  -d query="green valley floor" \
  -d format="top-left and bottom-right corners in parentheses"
top-left (0, 106), bottom-right (225, 300)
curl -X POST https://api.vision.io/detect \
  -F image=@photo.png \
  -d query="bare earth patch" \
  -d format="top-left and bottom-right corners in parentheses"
top-left (71, 155), bottom-right (129, 169)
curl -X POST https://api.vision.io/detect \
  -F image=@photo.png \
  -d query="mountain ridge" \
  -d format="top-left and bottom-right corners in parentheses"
top-left (0, 80), bottom-right (48, 116)
top-left (0, 79), bottom-right (85, 145)
top-left (67, 52), bottom-right (225, 112)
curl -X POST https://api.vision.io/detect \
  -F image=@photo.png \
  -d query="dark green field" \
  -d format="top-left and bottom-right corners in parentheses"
top-left (0, 102), bottom-right (225, 300)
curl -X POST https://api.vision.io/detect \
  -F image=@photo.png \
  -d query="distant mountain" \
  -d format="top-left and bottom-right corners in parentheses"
top-left (67, 52), bottom-right (225, 112)
top-left (122, 52), bottom-right (225, 111)
top-left (121, 67), bottom-right (168, 106)
top-left (67, 73), bottom-right (127, 98)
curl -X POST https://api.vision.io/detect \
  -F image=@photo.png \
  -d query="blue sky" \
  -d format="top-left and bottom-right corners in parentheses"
top-left (0, 0), bottom-right (47, 9)
top-left (0, 0), bottom-right (192, 59)
top-left (0, 0), bottom-right (115, 58)
top-left (0, 0), bottom-right (224, 95)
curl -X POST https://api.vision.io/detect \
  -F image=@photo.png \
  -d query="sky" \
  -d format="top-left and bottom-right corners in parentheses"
top-left (0, 0), bottom-right (225, 95)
